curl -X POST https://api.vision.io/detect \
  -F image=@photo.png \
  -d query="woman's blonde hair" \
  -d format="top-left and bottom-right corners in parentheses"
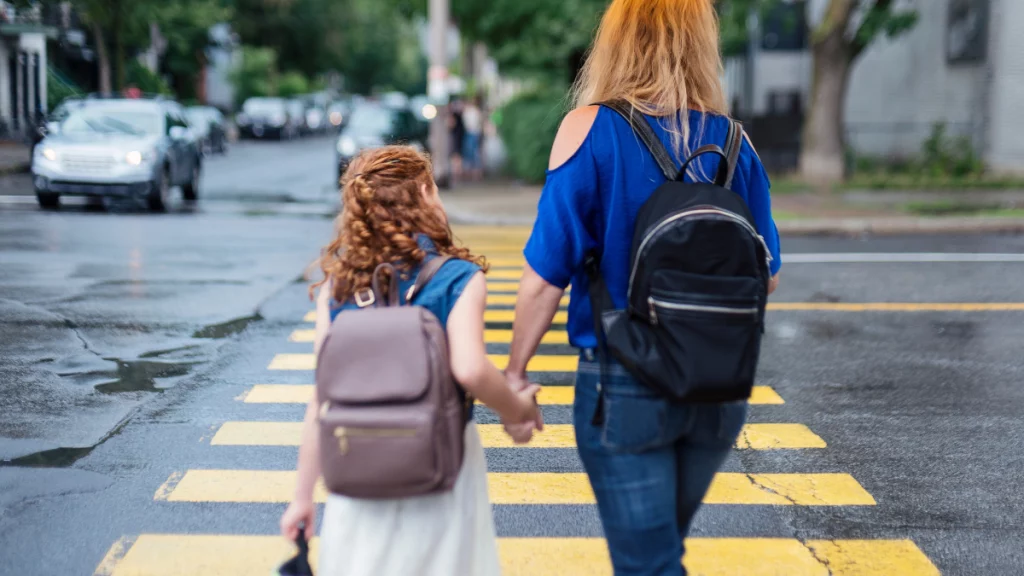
top-left (312, 146), bottom-right (487, 304)
top-left (571, 0), bottom-right (728, 162)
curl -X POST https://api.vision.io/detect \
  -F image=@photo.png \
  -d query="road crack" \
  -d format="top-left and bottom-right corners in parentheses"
top-left (745, 472), bottom-right (802, 506)
top-left (801, 539), bottom-right (836, 576)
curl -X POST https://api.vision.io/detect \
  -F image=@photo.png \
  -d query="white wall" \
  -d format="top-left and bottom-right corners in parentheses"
top-left (842, 0), bottom-right (986, 159)
top-left (752, 52), bottom-right (811, 115)
top-left (986, 0), bottom-right (1024, 174)
top-left (19, 32), bottom-right (47, 116)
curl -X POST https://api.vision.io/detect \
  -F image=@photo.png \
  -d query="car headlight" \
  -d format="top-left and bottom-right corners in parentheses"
top-left (40, 147), bottom-right (57, 162)
top-left (270, 114), bottom-right (286, 127)
top-left (329, 111), bottom-right (343, 126)
top-left (421, 104), bottom-right (438, 120)
top-left (337, 136), bottom-right (357, 156)
top-left (125, 150), bottom-right (152, 166)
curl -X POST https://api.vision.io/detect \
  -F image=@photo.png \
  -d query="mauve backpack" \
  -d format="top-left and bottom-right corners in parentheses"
top-left (315, 257), bottom-right (470, 499)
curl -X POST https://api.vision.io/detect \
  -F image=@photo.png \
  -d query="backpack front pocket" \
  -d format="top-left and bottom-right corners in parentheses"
top-left (647, 278), bottom-right (761, 401)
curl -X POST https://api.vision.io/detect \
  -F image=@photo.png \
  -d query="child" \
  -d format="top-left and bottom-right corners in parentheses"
top-left (280, 145), bottom-right (541, 575)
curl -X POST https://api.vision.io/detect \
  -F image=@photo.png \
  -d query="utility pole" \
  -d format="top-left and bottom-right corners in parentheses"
top-left (428, 0), bottom-right (451, 188)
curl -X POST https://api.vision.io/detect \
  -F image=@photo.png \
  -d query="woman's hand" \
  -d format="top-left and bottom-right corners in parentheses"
top-left (280, 499), bottom-right (316, 541)
top-left (504, 383), bottom-right (542, 425)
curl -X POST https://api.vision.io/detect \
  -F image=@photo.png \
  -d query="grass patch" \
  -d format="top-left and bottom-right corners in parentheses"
top-left (771, 210), bottom-right (803, 221)
top-left (902, 201), bottom-right (1024, 217)
top-left (844, 174), bottom-right (1024, 191)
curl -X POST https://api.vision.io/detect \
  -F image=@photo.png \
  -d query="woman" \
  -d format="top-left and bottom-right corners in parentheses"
top-left (505, 0), bottom-right (783, 574)
top-left (280, 146), bottom-right (541, 575)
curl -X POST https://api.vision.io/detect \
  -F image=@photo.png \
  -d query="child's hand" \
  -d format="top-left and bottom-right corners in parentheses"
top-left (280, 499), bottom-right (316, 541)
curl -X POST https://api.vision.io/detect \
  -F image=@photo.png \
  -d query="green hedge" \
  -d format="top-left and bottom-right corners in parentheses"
top-left (496, 88), bottom-right (568, 183)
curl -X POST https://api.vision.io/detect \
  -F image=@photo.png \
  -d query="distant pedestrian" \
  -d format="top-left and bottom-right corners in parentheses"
top-left (504, 0), bottom-right (783, 574)
top-left (461, 97), bottom-right (484, 180)
top-left (449, 99), bottom-right (466, 182)
top-left (280, 146), bottom-right (541, 576)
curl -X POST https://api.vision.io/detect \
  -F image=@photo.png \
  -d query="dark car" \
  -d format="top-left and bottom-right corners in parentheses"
top-left (236, 97), bottom-right (301, 140)
top-left (335, 103), bottom-right (427, 182)
top-left (186, 106), bottom-right (229, 154)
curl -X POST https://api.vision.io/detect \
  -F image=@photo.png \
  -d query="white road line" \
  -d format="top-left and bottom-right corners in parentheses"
top-left (784, 253), bottom-right (1024, 263)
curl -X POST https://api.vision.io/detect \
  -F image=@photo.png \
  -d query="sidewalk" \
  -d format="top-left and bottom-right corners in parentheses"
top-left (442, 183), bottom-right (1024, 235)
top-left (0, 141), bottom-right (31, 175)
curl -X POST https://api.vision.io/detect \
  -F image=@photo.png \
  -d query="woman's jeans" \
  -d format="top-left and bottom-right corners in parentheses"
top-left (574, 350), bottom-right (749, 576)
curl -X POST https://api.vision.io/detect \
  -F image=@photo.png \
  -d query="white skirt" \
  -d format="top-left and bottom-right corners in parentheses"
top-left (318, 422), bottom-right (501, 576)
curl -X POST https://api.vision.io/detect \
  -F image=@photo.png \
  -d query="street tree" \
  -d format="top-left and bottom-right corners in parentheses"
top-left (801, 0), bottom-right (917, 182)
top-left (150, 0), bottom-right (232, 100)
top-left (720, 0), bottom-right (916, 183)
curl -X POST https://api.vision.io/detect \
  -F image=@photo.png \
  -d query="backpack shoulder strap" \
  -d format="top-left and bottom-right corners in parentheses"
top-left (720, 119), bottom-right (743, 190)
top-left (405, 255), bottom-right (452, 303)
top-left (598, 100), bottom-right (678, 181)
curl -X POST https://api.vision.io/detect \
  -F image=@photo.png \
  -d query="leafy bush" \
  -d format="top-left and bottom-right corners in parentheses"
top-left (496, 88), bottom-right (568, 183)
top-left (47, 68), bottom-right (81, 111)
top-left (277, 71), bottom-right (310, 97)
top-left (921, 123), bottom-right (984, 178)
top-left (125, 61), bottom-right (173, 96)
top-left (230, 46), bottom-right (278, 106)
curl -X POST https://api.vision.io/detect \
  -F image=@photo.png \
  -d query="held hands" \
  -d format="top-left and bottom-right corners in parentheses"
top-left (503, 372), bottom-right (544, 444)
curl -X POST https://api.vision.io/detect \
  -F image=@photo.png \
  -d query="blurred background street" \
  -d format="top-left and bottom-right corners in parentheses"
top-left (1, 0), bottom-right (1023, 574)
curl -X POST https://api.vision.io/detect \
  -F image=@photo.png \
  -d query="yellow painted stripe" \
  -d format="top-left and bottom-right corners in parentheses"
top-left (291, 328), bottom-right (570, 344)
top-left (488, 281), bottom-right (570, 294)
top-left (487, 269), bottom-right (524, 280)
top-left (304, 309), bottom-right (571, 323)
top-left (267, 353), bottom-right (316, 371)
top-left (155, 470), bottom-right (873, 505)
top-left (750, 385), bottom-right (785, 404)
top-left (488, 310), bottom-right (568, 323)
top-left (488, 354), bottom-right (577, 372)
top-left (488, 293), bottom-right (569, 306)
top-left (734, 423), bottom-right (826, 449)
top-left (213, 422), bottom-right (823, 450)
top-left (486, 257), bottom-right (527, 267)
top-left (96, 534), bottom-right (939, 576)
top-left (485, 329), bottom-right (569, 344)
top-left (242, 384), bottom-right (783, 405)
top-left (289, 329), bottom-right (316, 342)
top-left (305, 302), bottom-right (1024, 321)
top-left (305, 301), bottom-right (1024, 323)
top-left (767, 302), bottom-right (1024, 312)
top-left (267, 353), bottom-right (578, 372)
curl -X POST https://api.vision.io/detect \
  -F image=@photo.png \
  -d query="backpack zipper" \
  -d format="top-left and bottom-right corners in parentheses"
top-left (333, 426), bottom-right (418, 455)
top-left (628, 207), bottom-right (773, 302)
top-left (648, 296), bottom-right (759, 325)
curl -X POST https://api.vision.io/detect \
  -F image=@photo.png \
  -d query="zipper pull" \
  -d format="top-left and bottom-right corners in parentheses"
top-left (334, 427), bottom-right (348, 454)
top-left (648, 297), bottom-right (658, 325)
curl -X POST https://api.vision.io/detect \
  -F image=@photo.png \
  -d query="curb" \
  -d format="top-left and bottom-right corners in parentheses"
top-left (0, 163), bottom-right (30, 176)
top-left (777, 217), bottom-right (1024, 236)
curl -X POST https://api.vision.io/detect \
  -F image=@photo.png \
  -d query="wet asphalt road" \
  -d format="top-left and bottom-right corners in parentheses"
top-left (1, 136), bottom-right (1024, 574)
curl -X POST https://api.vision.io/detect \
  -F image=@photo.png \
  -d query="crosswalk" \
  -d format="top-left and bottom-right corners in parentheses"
top-left (94, 226), bottom-right (941, 575)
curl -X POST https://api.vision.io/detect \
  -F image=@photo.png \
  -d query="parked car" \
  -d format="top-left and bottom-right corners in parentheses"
top-left (186, 106), bottom-right (229, 155)
top-left (31, 98), bottom-right (202, 211)
top-left (327, 100), bottom-right (349, 131)
top-left (236, 97), bottom-right (301, 140)
top-left (301, 100), bottom-right (329, 135)
top-left (335, 102), bottom-right (427, 182)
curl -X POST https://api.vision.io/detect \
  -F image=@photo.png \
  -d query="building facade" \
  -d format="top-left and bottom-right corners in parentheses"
top-left (729, 0), bottom-right (1022, 174)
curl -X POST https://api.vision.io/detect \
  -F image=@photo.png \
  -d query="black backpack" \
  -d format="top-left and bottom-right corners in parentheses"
top-left (587, 101), bottom-right (773, 413)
